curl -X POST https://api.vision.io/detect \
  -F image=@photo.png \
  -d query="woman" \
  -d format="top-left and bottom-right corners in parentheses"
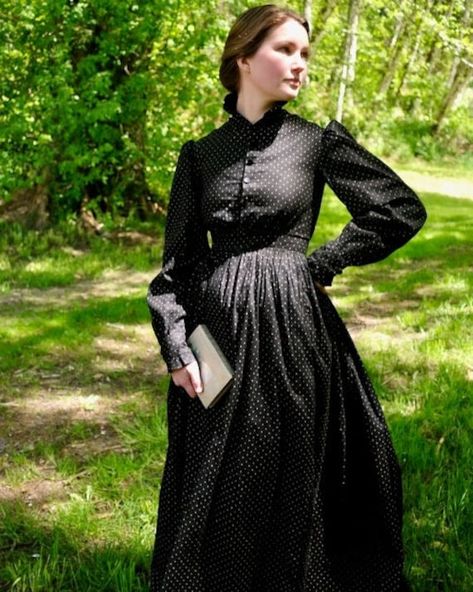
top-left (146, 4), bottom-right (427, 591)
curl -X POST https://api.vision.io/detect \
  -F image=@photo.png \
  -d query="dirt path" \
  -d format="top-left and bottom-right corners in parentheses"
top-left (0, 269), bottom-right (161, 507)
top-left (1, 164), bottom-right (471, 505)
top-left (395, 169), bottom-right (473, 200)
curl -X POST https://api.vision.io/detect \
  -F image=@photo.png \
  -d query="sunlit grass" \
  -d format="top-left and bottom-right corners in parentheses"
top-left (0, 219), bottom-right (163, 292)
top-left (1, 188), bottom-right (472, 590)
top-left (393, 157), bottom-right (473, 181)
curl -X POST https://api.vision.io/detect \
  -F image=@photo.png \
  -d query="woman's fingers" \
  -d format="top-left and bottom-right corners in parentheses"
top-left (171, 361), bottom-right (203, 399)
top-left (188, 361), bottom-right (203, 395)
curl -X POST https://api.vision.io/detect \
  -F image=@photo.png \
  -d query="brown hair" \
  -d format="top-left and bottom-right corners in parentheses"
top-left (219, 4), bottom-right (310, 93)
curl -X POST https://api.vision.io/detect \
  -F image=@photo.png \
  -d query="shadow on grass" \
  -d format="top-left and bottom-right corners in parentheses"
top-left (0, 294), bottom-right (158, 386)
top-left (383, 363), bottom-right (472, 592)
top-left (0, 399), bottom-right (170, 591)
top-left (0, 500), bottom-right (151, 592)
top-left (0, 191), bottom-right (471, 592)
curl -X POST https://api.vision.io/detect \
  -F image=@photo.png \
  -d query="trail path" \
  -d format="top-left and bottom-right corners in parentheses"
top-left (0, 170), bottom-right (471, 506)
top-left (394, 168), bottom-right (472, 200)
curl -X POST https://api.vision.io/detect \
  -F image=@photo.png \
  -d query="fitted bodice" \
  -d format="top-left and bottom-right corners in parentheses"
top-left (193, 93), bottom-right (325, 259)
top-left (146, 91), bottom-right (427, 372)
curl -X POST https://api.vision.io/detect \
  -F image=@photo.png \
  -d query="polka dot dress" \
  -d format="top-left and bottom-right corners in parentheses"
top-left (146, 90), bottom-right (427, 592)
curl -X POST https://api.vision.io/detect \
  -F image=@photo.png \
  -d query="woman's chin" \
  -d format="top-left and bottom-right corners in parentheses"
top-left (279, 83), bottom-right (300, 98)
top-left (279, 89), bottom-right (299, 101)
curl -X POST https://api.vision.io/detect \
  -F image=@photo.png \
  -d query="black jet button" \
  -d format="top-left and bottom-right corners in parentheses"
top-left (246, 157), bottom-right (255, 165)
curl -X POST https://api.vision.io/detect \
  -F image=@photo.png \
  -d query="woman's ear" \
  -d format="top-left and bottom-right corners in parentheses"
top-left (236, 56), bottom-right (251, 74)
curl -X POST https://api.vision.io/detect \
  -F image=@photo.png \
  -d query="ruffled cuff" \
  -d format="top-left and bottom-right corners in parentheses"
top-left (306, 247), bottom-right (343, 287)
top-left (162, 343), bottom-right (197, 374)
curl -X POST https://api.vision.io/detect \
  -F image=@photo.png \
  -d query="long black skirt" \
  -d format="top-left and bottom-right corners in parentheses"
top-left (149, 245), bottom-right (410, 592)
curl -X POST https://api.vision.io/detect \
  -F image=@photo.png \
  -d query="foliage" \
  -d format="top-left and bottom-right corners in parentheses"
top-left (0, 0), bottom-right (471, 222)
top-left (0, 0), bottom-right (169, 220)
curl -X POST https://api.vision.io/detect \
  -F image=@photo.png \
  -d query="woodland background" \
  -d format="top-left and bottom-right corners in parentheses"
top-left (0, 0), bottom-right (471, 227)
top-left (0, 1), bottom-right (472, 591)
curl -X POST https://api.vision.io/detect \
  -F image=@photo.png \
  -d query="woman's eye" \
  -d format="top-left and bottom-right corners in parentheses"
top-left (278, 46), bottom-right (310, 60)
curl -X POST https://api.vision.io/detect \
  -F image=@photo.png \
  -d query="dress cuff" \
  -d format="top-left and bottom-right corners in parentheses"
top-left (306, 246), bottom-right (344, 287)
top-left (163, 345), bottom-right (197, 374)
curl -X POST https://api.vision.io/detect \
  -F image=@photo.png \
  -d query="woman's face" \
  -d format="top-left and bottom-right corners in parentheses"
top-left (238, 18), bottom-right (310, 102)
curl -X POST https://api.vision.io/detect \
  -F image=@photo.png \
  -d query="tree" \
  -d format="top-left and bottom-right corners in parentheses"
top-left (0, 0), bottom-right (168, 225)
top-left (336, 0), bottom-right (362, 122)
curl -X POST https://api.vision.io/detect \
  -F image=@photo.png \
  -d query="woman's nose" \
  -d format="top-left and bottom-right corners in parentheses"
top-left (292, 56), bottom-right (306, 70)
top-left (291, 61), bottom-right (305, 73)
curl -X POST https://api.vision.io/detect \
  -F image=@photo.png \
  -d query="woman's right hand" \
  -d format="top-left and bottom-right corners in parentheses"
top-left (171, 360), bottom-right (203, 399)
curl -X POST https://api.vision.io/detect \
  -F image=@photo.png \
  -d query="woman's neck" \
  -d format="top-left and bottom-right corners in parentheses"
top-left (235, 92), bottom-right (277, 124)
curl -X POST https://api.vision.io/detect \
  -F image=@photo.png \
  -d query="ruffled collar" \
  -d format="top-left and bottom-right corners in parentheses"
top-left (223, 91), bottom-right (288, 126)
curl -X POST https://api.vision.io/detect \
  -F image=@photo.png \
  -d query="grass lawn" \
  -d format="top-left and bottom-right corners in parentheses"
top-left (0, 185), bottom-right (472, 591)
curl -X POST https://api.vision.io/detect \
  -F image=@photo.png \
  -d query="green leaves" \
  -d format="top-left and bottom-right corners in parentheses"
top-left (0, 0), bottom-right (471, 223)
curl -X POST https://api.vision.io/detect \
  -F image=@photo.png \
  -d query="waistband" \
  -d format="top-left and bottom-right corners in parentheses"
top-left (209, 231), bottom-right (309, 258)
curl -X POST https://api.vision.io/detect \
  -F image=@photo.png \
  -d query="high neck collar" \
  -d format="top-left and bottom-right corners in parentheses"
top-left (223, 91), bottom-right (288, 126)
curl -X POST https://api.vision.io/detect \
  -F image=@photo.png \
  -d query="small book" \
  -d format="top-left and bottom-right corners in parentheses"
top-left (187, 324), bottom-right (234, 409)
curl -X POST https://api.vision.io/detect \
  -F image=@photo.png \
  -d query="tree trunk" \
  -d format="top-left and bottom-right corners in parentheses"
top-left (433, 61), bottom-right (473, 133)
top-left (303, 0), bottom-right (313, 38)
top-left (426, 1), bottom-right (455, 75)
top-left (336, 0), bottom-right (362, 122)
top-left (393, 0), bottom-right (433, 103)
top-left (433, 0), bottom-right (473, 132)
top-left (377, 12), bottom-right (407, 97)
top-left (447, 0), bottom-right (472, 91)
top-left (0, 186), bottom-right (50, 230)
top-left (311, 0), bottom-right (337, 47)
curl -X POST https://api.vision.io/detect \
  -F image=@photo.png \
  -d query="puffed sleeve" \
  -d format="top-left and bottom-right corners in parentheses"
top-left (146, 139), bottom-right (211, 373)
top-left (307, 119), bottom-right (427, 286)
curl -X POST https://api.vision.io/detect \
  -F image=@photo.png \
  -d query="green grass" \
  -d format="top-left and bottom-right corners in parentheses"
top-left (392, 157), bottom-right (473, 181)
top-left (0, 186), bottom-right (472, 590)
top-left (0, 219), bottom-right (163, 292)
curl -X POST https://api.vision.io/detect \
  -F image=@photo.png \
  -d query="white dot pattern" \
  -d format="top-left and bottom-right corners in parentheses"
top-left (146, 90), bottom-right (426, 591)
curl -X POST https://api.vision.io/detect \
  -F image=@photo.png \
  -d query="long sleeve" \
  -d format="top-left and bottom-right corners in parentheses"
top-left (307, 119), bottom-right (427, 286)
top-left (146, 139), bottom-right (211, 373)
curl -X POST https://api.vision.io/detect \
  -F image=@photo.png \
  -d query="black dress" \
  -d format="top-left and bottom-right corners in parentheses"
top-left (146, 90), bottom-right (427, 592)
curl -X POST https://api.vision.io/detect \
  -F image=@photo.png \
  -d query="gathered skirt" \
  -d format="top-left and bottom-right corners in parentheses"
top-left (149, 245), bottom-right (410, 592)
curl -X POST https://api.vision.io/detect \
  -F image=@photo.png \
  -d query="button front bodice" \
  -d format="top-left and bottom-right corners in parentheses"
top-left (193, 103), bottom-right (325, 256)
top-left (147, 92), bottom-right (426, 371)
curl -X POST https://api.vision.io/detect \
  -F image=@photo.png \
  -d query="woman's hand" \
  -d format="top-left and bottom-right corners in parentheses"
top-left (171, 360), bottom-right (203, 399)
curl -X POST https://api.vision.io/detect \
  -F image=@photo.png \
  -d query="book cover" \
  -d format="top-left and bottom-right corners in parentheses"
top-left (187, 324), bottom-right (234, 409)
